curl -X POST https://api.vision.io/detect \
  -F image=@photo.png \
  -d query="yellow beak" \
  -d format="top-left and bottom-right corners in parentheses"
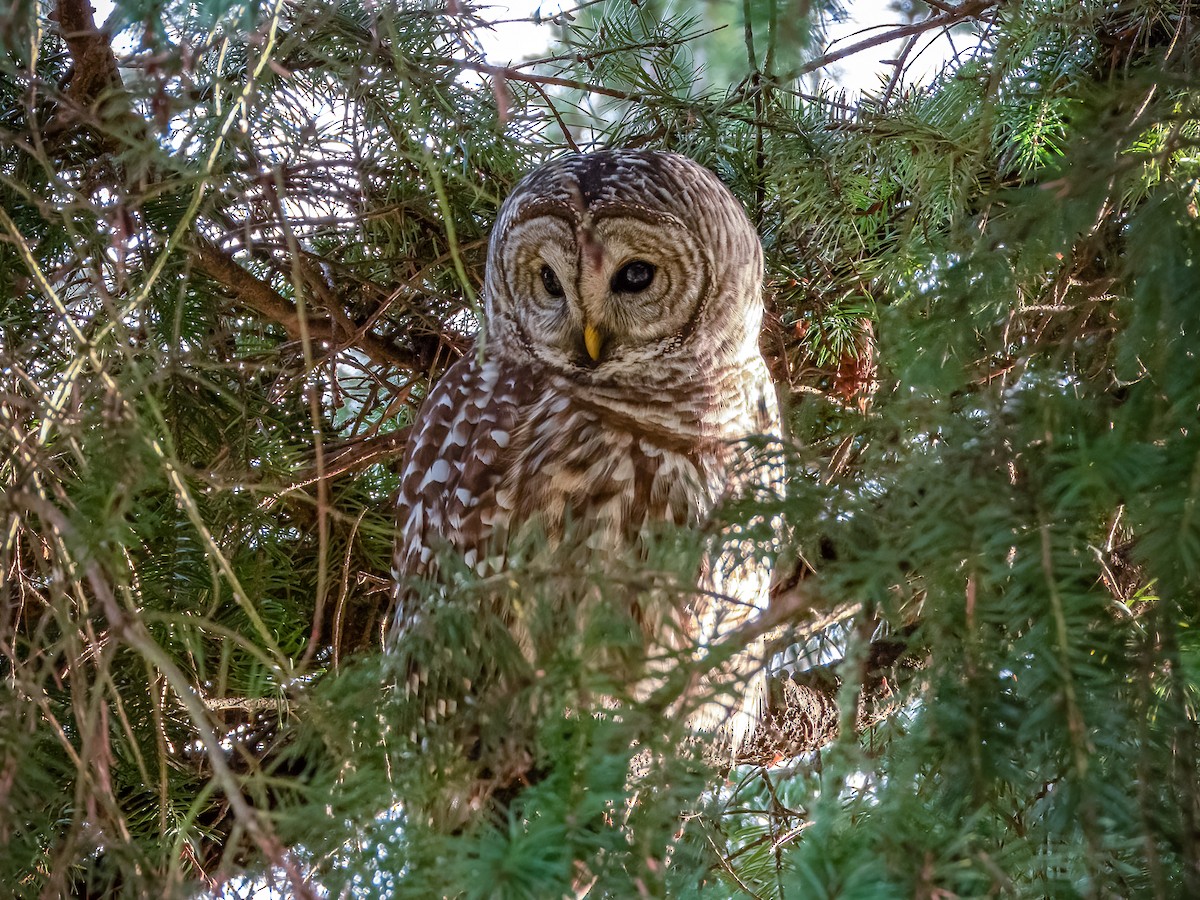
top-left (583, 323), bottom-right (604, 361)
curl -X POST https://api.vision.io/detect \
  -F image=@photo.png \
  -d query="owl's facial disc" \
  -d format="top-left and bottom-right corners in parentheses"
top-left (497, 212), bottom-right (708, 371)
top-left (536, 257), bottom-right (604, 360)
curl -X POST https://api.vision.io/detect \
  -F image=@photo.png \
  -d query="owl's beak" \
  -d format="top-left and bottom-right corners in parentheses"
top-left (583, 322), bottom-right (604, 361)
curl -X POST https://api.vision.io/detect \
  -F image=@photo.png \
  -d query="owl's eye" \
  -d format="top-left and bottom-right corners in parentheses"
top-left (612, 260), bottom-right (656, 293)
top-left (540, 264), bottom-right (565, 297)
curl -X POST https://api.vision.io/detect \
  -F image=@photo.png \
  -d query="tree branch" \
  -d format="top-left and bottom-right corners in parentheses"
top-left (452, 59), bottom-right (646, 102)
top-left (286, 426), bottom-right (412, 488)
top-left (189, 236), bottom-right (421, 371)
top-left (49, 0), bottom-right (147, 146)
top-left (53, 0), bottom-right (122, 106)
top-left (12, 491), bottom-right (315, 898)
top-left (790, 0), bottom-right (1000, 79)
top-left (49, 3), bottom-right (422, 378)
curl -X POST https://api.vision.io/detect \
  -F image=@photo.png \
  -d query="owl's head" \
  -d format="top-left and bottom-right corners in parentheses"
top-left (483, 150), bottom-right (765, 379)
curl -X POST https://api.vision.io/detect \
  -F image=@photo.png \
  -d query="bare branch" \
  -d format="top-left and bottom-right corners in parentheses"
top-left (791, 0), bottom-right (1000, 79)
top-left (287, 427), bottom-right (412, 489)
top-left (189, 236), bottom-right (421, 371)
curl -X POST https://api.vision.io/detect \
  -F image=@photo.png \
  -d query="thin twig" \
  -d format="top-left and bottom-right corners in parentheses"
top-left (790, 0), bottom-right (1000, 80)
top-left (456, 59), bottom-right (644, 101)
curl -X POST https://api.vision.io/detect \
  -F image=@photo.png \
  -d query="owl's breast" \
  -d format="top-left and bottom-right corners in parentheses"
top-left (395, 352), bottom-right (777, 587)
top-left (504, 377), bottom-right (733, 551)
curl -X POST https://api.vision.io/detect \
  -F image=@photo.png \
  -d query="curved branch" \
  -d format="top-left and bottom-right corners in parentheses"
top-left (50, 2), bottom-right (421, 377)
top-left (53, 0), bottom-right (122, 103)
top-left (791, 0), bottom-right (1001, 79)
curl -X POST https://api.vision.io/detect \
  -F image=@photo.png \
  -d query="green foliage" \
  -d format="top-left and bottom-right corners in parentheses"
top-left (3, 0), bottom-right (1200, 897)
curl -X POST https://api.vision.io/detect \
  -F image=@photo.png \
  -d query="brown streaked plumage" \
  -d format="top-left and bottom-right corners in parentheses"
top-left (391, 149), bottom-right (783, 751)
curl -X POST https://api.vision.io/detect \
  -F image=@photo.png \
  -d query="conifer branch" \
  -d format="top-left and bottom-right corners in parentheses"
top-left (189, 235), bottom-right (420, 371)
top-left (11, 491), bottom-right (315, 899)
top-left (50, 0), bottom-right (416, 377)
top-left (453, 59), bottom-right (647, 102)
top-left (8, 0), bottom-right (1200, 891)
top-left (789, 0), bottom-right (1000, 79)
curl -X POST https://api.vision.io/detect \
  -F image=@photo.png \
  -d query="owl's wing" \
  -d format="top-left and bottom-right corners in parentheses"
top-left (691, 365), bottom-right (786, 746)
top-left (392, 353), bottom-right (523, 637)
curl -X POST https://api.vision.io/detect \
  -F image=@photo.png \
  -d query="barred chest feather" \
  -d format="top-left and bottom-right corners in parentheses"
top-left (393, 350), bottom-right (777, 587)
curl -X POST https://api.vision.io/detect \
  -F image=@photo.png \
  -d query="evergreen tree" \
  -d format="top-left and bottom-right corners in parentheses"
top-left (2, 0), bottom-right (1199, 896)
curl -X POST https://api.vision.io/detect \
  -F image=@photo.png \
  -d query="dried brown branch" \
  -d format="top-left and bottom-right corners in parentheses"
top-left (737, 630), bottom-right (926, 767)
top-left (189, 236), bottom-right (420, 371)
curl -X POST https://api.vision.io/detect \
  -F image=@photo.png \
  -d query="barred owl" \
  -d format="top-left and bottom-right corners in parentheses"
top-left (392, 149), bottom-right (782, 750)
